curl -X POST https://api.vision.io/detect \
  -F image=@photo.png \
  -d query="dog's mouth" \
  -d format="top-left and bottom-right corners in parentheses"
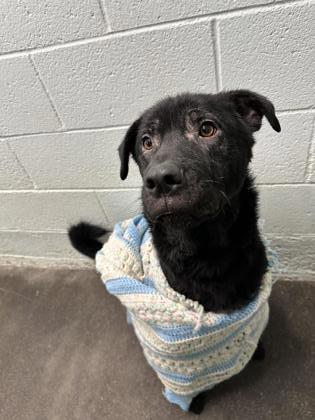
top-left (143, 192), bottom-right (222, 224)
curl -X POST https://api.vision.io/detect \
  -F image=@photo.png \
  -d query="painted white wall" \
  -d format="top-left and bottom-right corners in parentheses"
top-left (0, 0), bottom-right (314, 276)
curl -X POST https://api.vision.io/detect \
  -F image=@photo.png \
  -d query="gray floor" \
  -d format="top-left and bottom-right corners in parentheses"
top-left (0, 265), bottom-right (314, 420)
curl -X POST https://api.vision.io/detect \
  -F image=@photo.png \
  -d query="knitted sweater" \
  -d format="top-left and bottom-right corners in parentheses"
top-left (96, 215), bottom-right (274, 411)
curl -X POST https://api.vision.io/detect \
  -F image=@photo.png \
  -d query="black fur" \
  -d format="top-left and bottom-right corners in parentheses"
top-left (149, 175), bottom-right (267, 311)
top-left (68, 90), bottom-right (280, 413)
top-left (68, 222), bottom-right (107, 259)
top-left (116, 90), bottom-right (280, 311)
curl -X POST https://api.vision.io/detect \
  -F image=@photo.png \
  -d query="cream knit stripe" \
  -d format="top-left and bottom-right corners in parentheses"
top-left (132, 304), bottom-right (268, 360)
top-left (135, 308), bottom-right (267, 378)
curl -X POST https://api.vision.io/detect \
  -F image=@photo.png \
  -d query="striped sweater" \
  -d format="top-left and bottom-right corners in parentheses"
top-left (96, 214), bottom-right (273, 411)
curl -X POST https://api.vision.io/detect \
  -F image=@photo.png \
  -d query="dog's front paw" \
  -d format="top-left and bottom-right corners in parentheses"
top-left (189, 392), bottom-right (206, 415)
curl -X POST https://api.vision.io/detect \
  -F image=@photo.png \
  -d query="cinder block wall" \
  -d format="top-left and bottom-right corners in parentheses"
top-left (0, 0), bottom-right (314, 276)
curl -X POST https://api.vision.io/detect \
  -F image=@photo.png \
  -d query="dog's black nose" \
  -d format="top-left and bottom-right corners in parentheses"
top-left (145, 162), bottom-right (183, 195)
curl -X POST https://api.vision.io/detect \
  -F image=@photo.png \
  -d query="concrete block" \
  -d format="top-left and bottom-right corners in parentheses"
top-left (32, 21), bottom-right (217, 128)
top-left (10, 129), bottom-right (142, 189)
top-left (0, 141), bottom-right (33, 189)
top-left (0, 192), bottom-right (107, 231)
top-left (259, 185), bottom-right (315, 235)
top-left (104, 0), bottom-right (271, 31)
top-left (0, 0), bottom-right (107, 54)
top-left (267, 234), bottom-right (315, 275)
top-left (307, 120), bottom-right (315, 183)
top-left (0, 57), bottom-right (61, 136)
top-left (251, 113), bottom-right (314, 183)
top-left (0, 230), bottom-right (82, 259)
top-left (219, 3), bottom-right (315, 109)
top-left (96, 189), bottom-right (142, 226)
top-left (309, 157), bottom-right (315, 183)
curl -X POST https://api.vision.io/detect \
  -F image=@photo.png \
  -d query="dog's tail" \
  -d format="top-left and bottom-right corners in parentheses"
top-left (68, 222), bottom-right (108, 259)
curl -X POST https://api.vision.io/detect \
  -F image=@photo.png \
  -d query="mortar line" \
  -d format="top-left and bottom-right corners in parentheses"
top-left (6, 140), bottom-right (36, 189)
top-left (0, 0), bottom-right (307, 61)
top-left (277, 108), bottom-right (315, 115)
top-left (0, 187), bottom-right (141, 193)
top-left (304, 115), bottom-right (315, 182)
top-left (0, 124), bottom-right (129, 140)
top-left (0, 255), bottom-right (93, 269)
top-left (265, 233), bottom-right (315, 239)
top-left (1, 229), bottom-right (313, 239)
top-left (28, 55), bottom-right (64, 129)
top-left (211, 19), bottom-right (223, 92)
top-left (97, 0), bottom-right (112, 32)
top-left (0, 184), bottom-right (313, 194)
top-left (1, 108), bottom-right (315, 141)
top-left (258, 183), bottom-right (314, 187)
top-left (93, 190), bottom-right (111, 225)
top-left (0, 228), bottom-right (68, 234)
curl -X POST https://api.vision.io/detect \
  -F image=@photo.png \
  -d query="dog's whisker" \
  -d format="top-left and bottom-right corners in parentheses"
top-left (199, 179), bottom-right (221, 185)
top-left (219, 190), bottom-right (231, 208)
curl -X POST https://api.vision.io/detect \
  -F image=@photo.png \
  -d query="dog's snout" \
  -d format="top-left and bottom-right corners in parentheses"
top-left (145, 162), bottom-right (183, 195)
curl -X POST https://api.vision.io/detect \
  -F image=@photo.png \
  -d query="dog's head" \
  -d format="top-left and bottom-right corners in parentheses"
top-left (118, 90), bottom-right (280, 225)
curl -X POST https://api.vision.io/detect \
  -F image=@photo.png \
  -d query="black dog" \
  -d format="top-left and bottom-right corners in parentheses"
top-left (69, 90), bottom-right (280, 414)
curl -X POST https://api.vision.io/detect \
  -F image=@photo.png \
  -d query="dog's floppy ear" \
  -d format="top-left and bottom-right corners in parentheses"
top-left (118, 118), bottom-right (141, 180)
top-left (227, 90), bottom-right (281, 133)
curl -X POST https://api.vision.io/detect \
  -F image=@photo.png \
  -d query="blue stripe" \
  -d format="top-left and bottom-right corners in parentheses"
top-left (149, 300), bottom-right (259, 342)
top-left (140, 316), bottom-right (260, 361)
top-left (142, 228), bottom-right (151, 244)
top-left (106, 277), bottom-right (157, 295)
top-left (113, 214), bottom-right (149, 259)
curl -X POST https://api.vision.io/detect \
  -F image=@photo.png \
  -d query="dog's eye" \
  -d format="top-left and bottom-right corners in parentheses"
top-left (199, 121), bottom-right (217, 138)
top-left (142, 136), bottom-right (153, 150)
